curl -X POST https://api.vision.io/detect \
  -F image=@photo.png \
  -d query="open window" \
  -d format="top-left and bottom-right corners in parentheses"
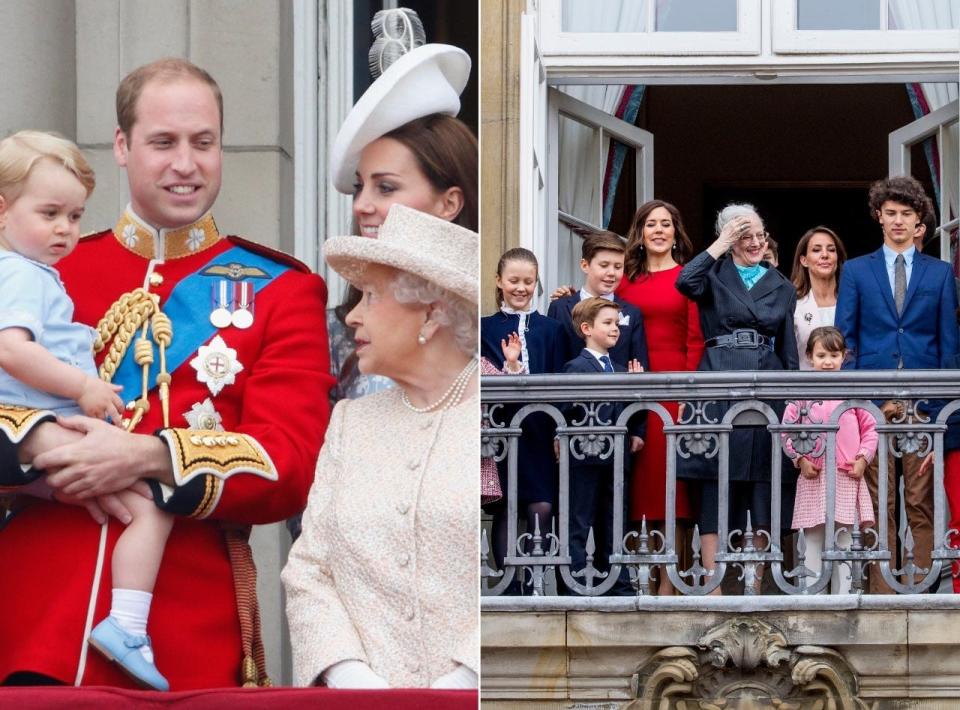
top-left (544, 87), bottom-right (653, 294)
top-left (889, 99), bottom-right (960, 263)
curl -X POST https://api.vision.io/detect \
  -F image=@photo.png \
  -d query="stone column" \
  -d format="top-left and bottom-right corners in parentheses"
top-left (480, 0), bottom-right (524, 314)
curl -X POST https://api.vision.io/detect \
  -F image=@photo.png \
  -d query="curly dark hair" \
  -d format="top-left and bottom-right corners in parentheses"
top-left (868, 175), bottom-right (930, 222)
top-left (623, 199), bottom-right (693, 281)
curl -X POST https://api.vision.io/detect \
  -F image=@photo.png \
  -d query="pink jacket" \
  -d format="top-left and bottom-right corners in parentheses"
top-left (782, 400), bottom-right (878, 472)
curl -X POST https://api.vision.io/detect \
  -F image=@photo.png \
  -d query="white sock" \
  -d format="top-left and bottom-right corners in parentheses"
top-left (110, 588), bottom-right (154, 663)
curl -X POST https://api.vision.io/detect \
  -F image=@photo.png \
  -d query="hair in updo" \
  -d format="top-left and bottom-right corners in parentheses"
top-left (392, 271), bottom-right (477, 356)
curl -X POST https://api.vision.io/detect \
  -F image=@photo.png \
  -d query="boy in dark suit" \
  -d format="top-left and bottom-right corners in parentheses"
top-left (836, 175), bottom-right (959, 593)
top-left (560, 297), bottom-right (645, 595)
top-left (548, 231), bottom-right (649, 371)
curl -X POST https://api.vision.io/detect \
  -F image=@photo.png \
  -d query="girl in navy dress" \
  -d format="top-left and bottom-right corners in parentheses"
top-left (481, 248), bottom-right (564, 591)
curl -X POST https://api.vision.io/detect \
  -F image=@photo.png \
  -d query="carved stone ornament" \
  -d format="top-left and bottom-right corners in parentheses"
top-left (631, 617), bottom-right (873, 709)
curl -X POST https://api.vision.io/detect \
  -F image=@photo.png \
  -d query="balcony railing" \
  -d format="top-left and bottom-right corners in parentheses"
top-left (480, 370), bottom-right (960, 601)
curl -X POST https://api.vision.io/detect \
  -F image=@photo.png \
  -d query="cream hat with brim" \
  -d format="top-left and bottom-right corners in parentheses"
top-left (330, 43), bottom-right (471, 194)
top-left (324, 204), bottom-right (478, 305)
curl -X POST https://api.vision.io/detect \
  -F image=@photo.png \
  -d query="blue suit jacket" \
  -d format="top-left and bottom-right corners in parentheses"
top-left (562, 349), bottom-right (645, 445)
top-left (547, 293), bottom-right (649, 370)
top-left (835, 247), bottom-right (959, 370)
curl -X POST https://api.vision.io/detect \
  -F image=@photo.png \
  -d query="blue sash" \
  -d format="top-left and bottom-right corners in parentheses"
top-left (110, 246), bottom-right (290, 402)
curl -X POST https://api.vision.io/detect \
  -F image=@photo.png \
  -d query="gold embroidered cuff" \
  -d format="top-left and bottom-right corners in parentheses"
top-left (0, 405), bottom-right (56, 444)
top-left (159, 428), bottom-right (278, 487)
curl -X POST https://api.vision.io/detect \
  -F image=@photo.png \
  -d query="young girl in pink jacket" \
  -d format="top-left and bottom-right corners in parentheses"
top-left (783, 326), bottom-right (878, 593)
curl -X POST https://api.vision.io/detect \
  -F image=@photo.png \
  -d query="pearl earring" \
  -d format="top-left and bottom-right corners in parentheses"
top-left (417, 333), bottom-right (427, 346)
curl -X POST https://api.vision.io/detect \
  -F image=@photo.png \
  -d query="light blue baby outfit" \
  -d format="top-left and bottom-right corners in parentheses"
top-left (0, 250), bottom-right (98, 415)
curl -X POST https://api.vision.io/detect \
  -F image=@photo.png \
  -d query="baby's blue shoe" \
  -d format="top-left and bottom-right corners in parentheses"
top-left (88, 617), bottom-right (169, 691)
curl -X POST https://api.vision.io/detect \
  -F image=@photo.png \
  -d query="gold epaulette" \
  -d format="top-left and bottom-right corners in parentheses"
top-left (0, 405), bottom-right (55, 444)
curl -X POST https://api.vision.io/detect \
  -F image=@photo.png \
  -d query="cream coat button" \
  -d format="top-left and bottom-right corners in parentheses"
top-left (407, 459), bottom-right (419, 470)
top-left (403, 606), bottom-right (415, 621)
top-left (396, 501), bottom-right (410, 515)
top-left (398, 553), bottom-right (410, 567)
top-left (149, 272), bottom-right (164, 286)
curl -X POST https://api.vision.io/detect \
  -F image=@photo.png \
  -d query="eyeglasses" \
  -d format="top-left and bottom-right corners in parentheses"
top-left (738, 232), bottom-right (768, 244)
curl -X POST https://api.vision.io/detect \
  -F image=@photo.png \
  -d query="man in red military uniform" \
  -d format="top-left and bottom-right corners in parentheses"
top-left (0, 58), bottom-right (332, 688)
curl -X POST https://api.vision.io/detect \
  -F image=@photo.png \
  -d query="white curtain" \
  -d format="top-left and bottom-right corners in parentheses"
top-left (556, 1), bottom-right (647, 287)
top-left (890, 0), bottom-right (960, 109)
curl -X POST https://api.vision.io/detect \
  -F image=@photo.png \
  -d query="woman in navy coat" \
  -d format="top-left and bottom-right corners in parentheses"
top-left (675, 203), bottom-right (799, 589)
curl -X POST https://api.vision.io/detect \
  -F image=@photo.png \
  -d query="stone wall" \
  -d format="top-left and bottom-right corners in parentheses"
top-left (482, 597), bottom-right (960, 707)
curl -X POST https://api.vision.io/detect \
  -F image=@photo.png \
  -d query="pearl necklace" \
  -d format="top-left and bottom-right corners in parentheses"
top-left (401, 357), bottom-right (478, 413)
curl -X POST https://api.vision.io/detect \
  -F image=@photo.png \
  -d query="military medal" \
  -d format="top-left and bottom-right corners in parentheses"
top-left (231, 282), bottom-right (254, 329)
top-left (210, 280), bottom-right (233, 329)
top-left (190, 335), bottom-right (244, 396)
top-left (184, 398), bottom-right (225, 431)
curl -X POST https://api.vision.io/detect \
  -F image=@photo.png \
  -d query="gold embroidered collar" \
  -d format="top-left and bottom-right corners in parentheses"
top-left (113, 208), bottom-right (222, 261)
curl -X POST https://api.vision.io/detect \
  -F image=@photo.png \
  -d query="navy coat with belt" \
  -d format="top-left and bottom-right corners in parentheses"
top-left (835, 246), bottom-right (959, 371)
top-left (674, 250), bottom-right (799, 484)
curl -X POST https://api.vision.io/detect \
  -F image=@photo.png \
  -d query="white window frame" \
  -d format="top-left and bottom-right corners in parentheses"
top-left (295, 0), bottom-right (354, 296)
top-left (888, 99), bottom-right (960, 261)
top-left (545, 88), bottom-right (653, 294)
top-left (520, 11), bottom-right (550, 309)
top-left (772, 0), bottom-right (960, 54)
top-left (535, 0), bottom-right (958, 81)
top-left (539, 0), bottom-right (762, 57)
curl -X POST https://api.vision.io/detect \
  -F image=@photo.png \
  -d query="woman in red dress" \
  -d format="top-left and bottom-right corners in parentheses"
top-left (616, 199), bottom-right (704, 594)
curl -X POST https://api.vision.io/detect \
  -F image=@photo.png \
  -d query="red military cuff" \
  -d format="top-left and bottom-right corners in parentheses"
top-left (0, 405), bottom-right (56, 490)
top-left (151, 428), bottom-right (278, 518)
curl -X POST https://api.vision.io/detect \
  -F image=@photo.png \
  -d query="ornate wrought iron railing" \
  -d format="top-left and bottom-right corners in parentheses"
top-left (480, 370), bottom-right (960, 599)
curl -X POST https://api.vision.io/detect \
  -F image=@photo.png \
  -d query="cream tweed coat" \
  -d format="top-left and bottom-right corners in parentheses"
top-left (282, 387), bottom-right (479, 687)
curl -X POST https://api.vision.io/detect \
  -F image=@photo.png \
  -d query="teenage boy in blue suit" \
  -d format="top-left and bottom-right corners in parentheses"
top-left (560, 297), bottom-right (645, 595)
top-left (548, 231), bottom-right (649, 371)
top-left (835, 174), bottom-right (959, 593)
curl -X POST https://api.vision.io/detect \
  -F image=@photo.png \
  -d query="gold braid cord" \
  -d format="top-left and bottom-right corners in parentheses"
top-left (93, 288), bottom-right (173, 430)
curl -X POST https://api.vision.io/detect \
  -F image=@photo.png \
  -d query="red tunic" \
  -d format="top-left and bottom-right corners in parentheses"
top-left (617, 266), bottom-right (704, 522)
top-left (0, 213), bottom-right (334, 688)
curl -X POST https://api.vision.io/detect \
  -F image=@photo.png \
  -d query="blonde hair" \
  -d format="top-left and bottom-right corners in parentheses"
top-left (0, 130), bottom-right (95, 204)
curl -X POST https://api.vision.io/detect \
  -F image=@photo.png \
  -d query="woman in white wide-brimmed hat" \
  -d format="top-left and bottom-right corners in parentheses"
top-left (282, 204), bottom-right (479, 690)
top-left (327, 9), bottom-right (478, 404)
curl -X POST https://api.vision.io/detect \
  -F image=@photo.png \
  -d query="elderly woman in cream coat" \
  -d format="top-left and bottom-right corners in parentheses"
top-left (282, 204), bottom-right (478, 690)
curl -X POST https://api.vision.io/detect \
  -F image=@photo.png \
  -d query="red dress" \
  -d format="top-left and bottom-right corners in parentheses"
top-left (617, 266), bottom-right (704, 522)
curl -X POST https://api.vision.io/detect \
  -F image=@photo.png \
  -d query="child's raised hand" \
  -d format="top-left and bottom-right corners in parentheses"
top-left (629, 436), bottom-right (644, 453)
top-left (627, 359), bottom-right (644, 373)
top-left (501, 332), bottom-right (522, 367)
top-left (77, 376), bottom-right (124, 424)
top-left (798, 457), bottom-right (821, 480)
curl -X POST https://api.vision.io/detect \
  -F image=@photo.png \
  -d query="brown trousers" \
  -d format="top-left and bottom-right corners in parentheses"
top-left (865, 442), bottom-right (933, 594)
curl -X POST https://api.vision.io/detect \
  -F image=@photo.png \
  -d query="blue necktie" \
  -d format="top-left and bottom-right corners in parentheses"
top-left (599, 355), bottom-right (614, 373)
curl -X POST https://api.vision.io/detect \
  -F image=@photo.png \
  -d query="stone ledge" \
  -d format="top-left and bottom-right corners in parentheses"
top-left (482, 607), bottom-right (960, 707)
